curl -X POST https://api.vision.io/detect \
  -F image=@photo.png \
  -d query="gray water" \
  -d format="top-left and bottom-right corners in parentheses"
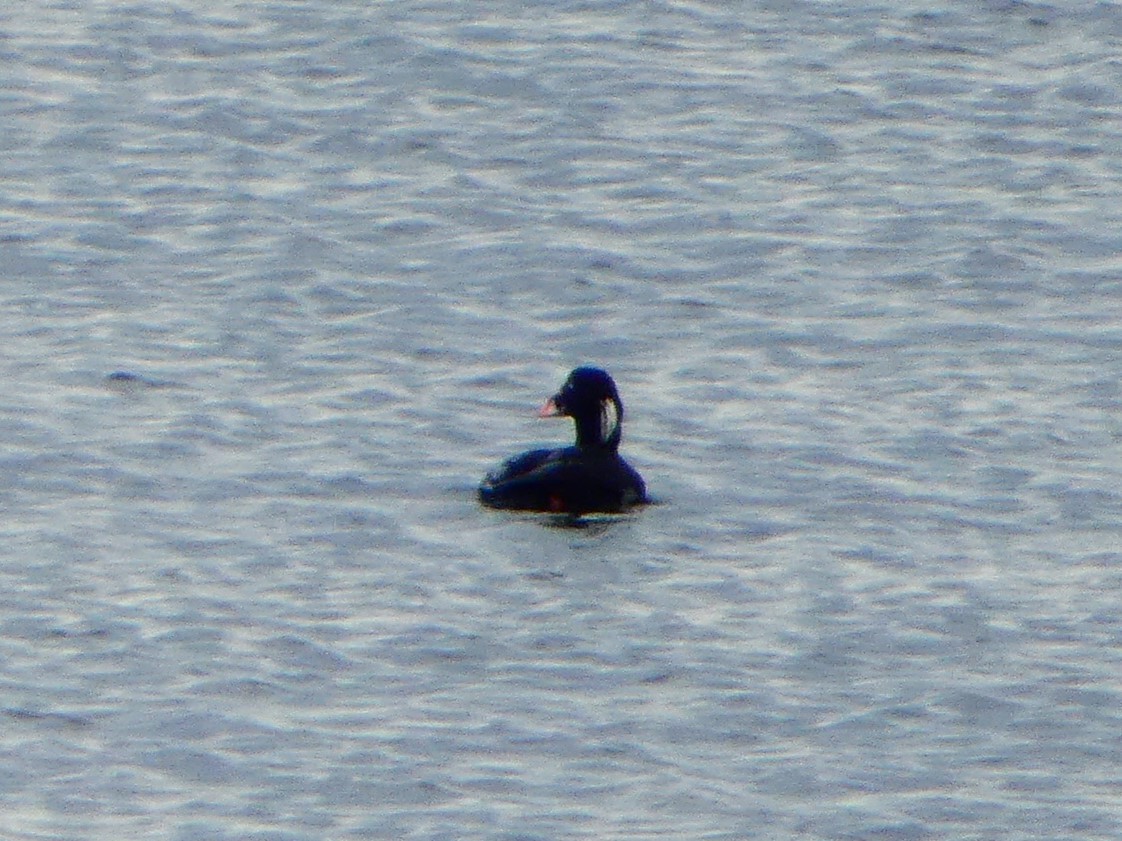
top-left (2, 2), bottom-right (1122, 839)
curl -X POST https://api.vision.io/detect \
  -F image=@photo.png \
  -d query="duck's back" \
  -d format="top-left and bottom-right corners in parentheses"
top-left (479, 446), bottom-right (646, 514)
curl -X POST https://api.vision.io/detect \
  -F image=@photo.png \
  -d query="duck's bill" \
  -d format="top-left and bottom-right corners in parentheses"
top-left (538, 398), bottom-right (563, 418)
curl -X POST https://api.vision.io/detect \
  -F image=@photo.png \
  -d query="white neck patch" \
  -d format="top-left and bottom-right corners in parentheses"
top-left (599, 398), bottom-right (620, 443)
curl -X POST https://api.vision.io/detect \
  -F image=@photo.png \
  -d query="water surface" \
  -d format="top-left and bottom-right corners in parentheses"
top-left (2, 2), bottom-right (1121, 839)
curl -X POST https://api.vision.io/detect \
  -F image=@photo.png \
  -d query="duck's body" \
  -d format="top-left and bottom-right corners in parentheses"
top-left (479, 367), bottom-right (647, 515)
top-left (480, 444), bottom-right (647, 514)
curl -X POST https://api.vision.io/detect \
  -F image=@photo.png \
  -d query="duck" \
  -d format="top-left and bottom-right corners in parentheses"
top-left (479, 366), bottom-right (648, 514)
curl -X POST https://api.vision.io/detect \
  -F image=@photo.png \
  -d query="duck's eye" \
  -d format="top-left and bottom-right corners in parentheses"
top-left (599, 398), bottom-right (619, 442)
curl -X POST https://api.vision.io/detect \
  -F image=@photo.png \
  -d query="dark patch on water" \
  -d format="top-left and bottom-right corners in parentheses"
top-left (105, 371), bottom-right (176, 390)
top-left (5, 707), bottom-right (94, 729)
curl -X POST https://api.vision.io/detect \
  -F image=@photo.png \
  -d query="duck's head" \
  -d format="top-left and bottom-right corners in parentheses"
top-left (539, 366), bottom-right (624, 450)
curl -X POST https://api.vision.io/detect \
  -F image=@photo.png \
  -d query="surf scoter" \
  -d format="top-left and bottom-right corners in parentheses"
top-left (479, 366), bottom-right (648, 514)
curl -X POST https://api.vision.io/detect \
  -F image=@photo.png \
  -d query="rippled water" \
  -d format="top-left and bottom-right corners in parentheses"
top-left (3, 2), bottom-right (1122, 839)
